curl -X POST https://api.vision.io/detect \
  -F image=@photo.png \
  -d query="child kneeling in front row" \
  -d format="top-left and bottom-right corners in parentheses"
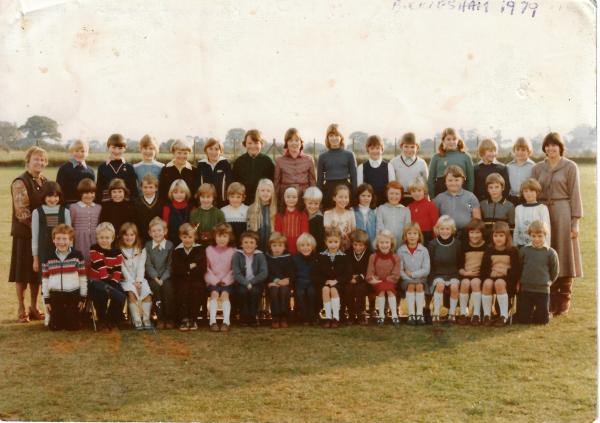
top-left (42, 224), bottom-right (87, 330)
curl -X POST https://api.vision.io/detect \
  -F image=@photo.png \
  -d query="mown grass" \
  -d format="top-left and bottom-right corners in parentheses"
top-left (0, 165), bottom-right (596, 422)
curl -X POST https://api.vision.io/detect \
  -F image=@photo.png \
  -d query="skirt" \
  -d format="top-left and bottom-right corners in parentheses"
top-left (121, 279), bottom-right (153, 300)
top-left (9, 236), bottom-right (39, 284)
top-left (373, 280), bottom-right (397, 295)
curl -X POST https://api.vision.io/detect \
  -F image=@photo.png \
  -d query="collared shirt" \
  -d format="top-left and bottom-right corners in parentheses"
top-left (75, 200), bottom-right (95, 208)
top-left (69, 158), bottom-right (87, 168)
top-left (166, 160), bottom-right (193, 170)
top-left (56, 247), bottom-right (72, 261)
top-left (244, 253), bottom-right (255, 280)
top-left (356, 159), bottom-right (395, 187)
top-left (323, 249), bottom-right (345, 262)
top-left (152, 239), bottom-right (167, 251)
top-left (144, 195), bottom-right (156, 204)
top-left (433, 189), bottom-right (480, 229)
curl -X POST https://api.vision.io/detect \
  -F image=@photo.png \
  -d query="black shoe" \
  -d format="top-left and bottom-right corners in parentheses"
top-left (407, 315), bottom-right (416, 326)
top-left (416, 315), bottom-right (426, 326)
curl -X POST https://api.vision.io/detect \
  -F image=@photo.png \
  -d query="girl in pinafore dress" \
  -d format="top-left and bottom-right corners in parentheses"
top-left (69, 178), bottom-right (102, 271)
top-left (367, 230), bottom-right (401, 327)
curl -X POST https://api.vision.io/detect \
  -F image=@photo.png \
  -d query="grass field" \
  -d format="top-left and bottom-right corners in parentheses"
top-left (0, 165), bottom-right (596, 422)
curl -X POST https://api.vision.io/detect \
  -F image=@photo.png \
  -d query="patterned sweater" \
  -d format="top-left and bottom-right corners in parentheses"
top-left (42, 248), bottom-right (87, 302)
top-left (89, 244), bottom-right (124, 284)
top-left (274, 209), bottom-right (309, 255)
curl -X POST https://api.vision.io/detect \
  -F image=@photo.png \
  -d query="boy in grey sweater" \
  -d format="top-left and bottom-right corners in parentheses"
top-left (515, 221), bottom-right (559, 324)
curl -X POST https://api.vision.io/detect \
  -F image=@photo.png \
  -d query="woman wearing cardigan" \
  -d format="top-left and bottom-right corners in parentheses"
top-left (274, 128), bottom-right (316, 203)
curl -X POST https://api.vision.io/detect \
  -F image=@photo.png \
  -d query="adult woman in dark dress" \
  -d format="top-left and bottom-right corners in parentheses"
top-left (9, 146), bottom-right (49, 323)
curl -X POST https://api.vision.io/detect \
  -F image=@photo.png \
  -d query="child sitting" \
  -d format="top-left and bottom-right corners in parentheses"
top-left (367, 230), bottom-right (401, 327)
top-left (266, 232), bottom-right (293, 328)
top-left (345, 230), bottom-right (371, 325)
top-left (189, 183), bottom-right (225, 247)
top-left (221, 182), bottom-right (249, 246)
top-left (457, 219), bottom-right (487, 325)
top-left (292, 233), bottom-right (318, 325)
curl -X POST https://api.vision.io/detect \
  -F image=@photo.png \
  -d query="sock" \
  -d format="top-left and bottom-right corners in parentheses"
top-left (142, 301), bottom-right (152, 324)
top-left (128, 302), bottom-right (141, 325)
top-left (406, 292), bottom-right (416, 316)
top-left (471, 292), bottom-right (482, 317)
top-left (433, 292), bottom-right (443, 316)
top-left (482, 295), bottom-right (493, 317)
top-left (415, 292), bottom-right (425, 316)
top-left (376, 296), bottom-right (386, 319)
top-left (497, 293), bottom-right (509, 318)
top-left (449, 297), bottom-right (458, 317)
top-left (388, 294), bottom-right (398, 318)
top-left (324, 301), bottom-right (332, 319)
top-left (331, 297), bottom-right (340, 321)
top-left (222, 300), bottom-right (231, 325)
top-left (459, 293), bottom-right (469, 315)
top-left (209, 298), bottom-right (218, 324)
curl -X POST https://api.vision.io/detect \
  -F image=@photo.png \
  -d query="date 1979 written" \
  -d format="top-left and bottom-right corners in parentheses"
top-left (392, 0), bottom-right (539, 18)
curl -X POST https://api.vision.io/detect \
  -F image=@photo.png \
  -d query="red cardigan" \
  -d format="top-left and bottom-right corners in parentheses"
top-left (408, 198), bottom-right (439, 232)
top-left (274, 209), bottom-right (309, 254)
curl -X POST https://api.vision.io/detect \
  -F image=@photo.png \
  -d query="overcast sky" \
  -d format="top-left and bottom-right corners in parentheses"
top-left (0, 0), bottom-right (595, 144)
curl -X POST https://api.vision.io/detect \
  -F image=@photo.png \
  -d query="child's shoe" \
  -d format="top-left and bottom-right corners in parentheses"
top-left (377, 317), bottom-right (385, 327)
top-left (280, 318), bottom-right (288, 328)
top-left (134, 321), bottom-right (144, 330)
top-left (392, 317), bottom-right (400, 327)
top-left (431, 316), bottom-right (440, 326)
top-left (322, 319), bottom-right (331, 328)
top-left (416, 315), bottom-right (426, 326)
top-left (330, 319), bottom-right (340, 328)
top-left (189, 320), bottom-right (198, 331)
top-left (359, 316), bottom-right (369, 326)
top-left (494, 316), bottom-right (508, 327)
top-left (220, 323), bottom-right (230, 332)
top-left (210, 323), bottom-right (219, 332)
top-left (457, 315), bottom-right (469, 325)
top-left (482, 315), bottom-right (492, 327)
top-left (179, 319), bottom-right (189, 331)
top-left (407, 315), bottom-right (416, 326)
top-left (271, 320), bottom-right (280, 329)
top-left (470, 315), bottom-right (481, 326)
top-left (447, 315), bottom-right (456, 325)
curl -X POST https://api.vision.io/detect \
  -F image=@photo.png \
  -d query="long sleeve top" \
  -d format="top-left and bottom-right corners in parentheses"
top-left (274, 209), bottom-right (309, 255)
top-left (458, 242), bottom-right (487, 277)
top-left (375, 202), bottom-right (411, 248)
top-left (232, 153), bottom-right (275, 205)
top-left (56, 159), bottom-right (96, 204)
top-left (473, 160), bottom-right (510, 201)
top-left (513, 203), bottom-right (551, 247)
top-left (427, 236), bottom-right (462, 280)
top-left (312, 250), bottom-right (352, 288)
top-left (144, 239), bottom-right (173, 281)
top-left (309, 212), bottom-right (325, 253)
top-left (204, 245), bottom-right (235, 286)
top-left (158, 161), bottom-right (196, 204)
top-left (427, 150), bottom-right (475, 194)
top-left (390, 155), bottom-right (428, 194)
top-left (354, 206), bottom-right (377, 247)
top-left (366, 252), bottom-right (401, 284)
top-left (42, 248), bottom-right (87, 302)
top-left (480, 198), bottom-right (515, 227)
top-left (518, 245), bottom-right (559, 293)
top-left (232, 250), bottom-right (268, 286)
top-left (96, 159), bottom-right (138, 202)
top-left (292, 252), bottom-right (317, 287)
top-left (480, 246), bottom-right (520, 293)
top-left (316, 148), bottom-right (357, 193)
top-left (120, 247), bottom-right (147, 283)
top-left (189, 206), bottom-right (226, 246)
top-left (171, 243), bottom-right (206, 284)
top-left (134, 195), bottom-right (164, 243)
top-left (98, 200), bottom-right (137, 236)
top-left (266, 253), bottom-right (294, 284)
top-left (195, 157), bottom-right (232, 208)
top-left (274, 151), bottom-right (316, 200)
top-left (221, 204), bottom-right (249, 246)
top-left (507, 158), bottom-right (535, 197)
top-left (350, 250), bottom-right (371, 283)
top-left (31, 205), bottom-right (71, 256)
top-left (397, 244), bottom-right (430, 283)
top-left (89, 244), bottom-right (123, 284)
top-left (408, 198), bottom-right (439, 233)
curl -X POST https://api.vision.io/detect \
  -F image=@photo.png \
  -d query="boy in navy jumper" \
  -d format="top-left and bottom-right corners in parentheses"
top-left (474, 138), bottom-right (510, 201)
top-left (266, 232), bottom-right (294, 328)
top-left (356, 135), bottom-right (395, 206)
top-left (292, 233), bottom-right (318, 325)
top-left (56, 139), bottom-right (95, 205)
top-left (96, 133), bottom-right (138, 203)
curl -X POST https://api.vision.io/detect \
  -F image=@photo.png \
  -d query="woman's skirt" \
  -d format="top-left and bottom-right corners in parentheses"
top-left (9, 236), bottom-right (39, 284)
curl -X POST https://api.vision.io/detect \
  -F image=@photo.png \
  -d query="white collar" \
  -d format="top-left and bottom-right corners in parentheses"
top-left (152, 239), bottom-right (167, 250)
top-left (166, 160), bottom-right (192, 170)
top-left (368, 158), bottom-right (383, 167)
top-left (175, 242), bottom-right (200, 250)
top-left (144, 194), bottom-right (156, 203)
top-left (76, 201), bottom-right (95, 208)
top-left (401, 155), bottom-right (416, 163)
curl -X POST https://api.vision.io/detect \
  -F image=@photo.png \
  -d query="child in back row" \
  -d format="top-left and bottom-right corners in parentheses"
top-left (407, 177), bottom-right (438, 244)
top-left (356, 135), bottom-right (395, 206)
top-left (96, 134), bottom-right (138, 202)
top-left (133, 134), bottom-right (164, 196)
top-left (457, 219), bottom-right (487, 325)
top-left (189, 183), bottom-right (225, 247)
top-left (345, 230), bottom-right (370, 325)
top-left (266, 232), bottom-right (293, 328)
top-left (367, 230), bottom-right (401, 327)
top-left (159, 139), bottom-right (196, 204)
top-left (398, 223), bottom-right (430, 326)
top-left (56, 139), bottom-right (95, 205)
top-left (221, 182), bottom-right (248, 246)
top-left (304, 187), bottom-right (325, 253)
top-left (196, 138), bottom-right (232, 208)
top-left (353, 184), bottom-right (377, 248)
top-left (274, 186), bottom-right (308, 255)
top-left (514, 178), bottom-right (551, 248)
top-left (163, 179), bottom-right (192, 246)
top-left (390, 132), bottom-right (428, 206)
top-left (507, 137), bottom-right (535, 205)
top-left (134, 173), bottom-right (163, 243)
top-left (69, 178), bottom-right (101, 270)
top-left (473, 138), bottom-right (510, 201)
top-left (428, 128), bottom-right (474, 196)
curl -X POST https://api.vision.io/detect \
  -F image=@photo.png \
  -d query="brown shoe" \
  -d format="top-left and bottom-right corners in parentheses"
top-left (280, 318), bottom-right (288, 328)
top-left (220, 323), bottom-right (230, 332)
top-left (470, 315), bottom-right (481, 326)
top-left (482, 315), bottom-right (492, 327)
top-left (210, 323), bottom-right (220, 332)
top-left (493, 316), bottom-right (507, 327)
top-left (330, 319), bottom-right (340, 328)
top-left (322, 319), bottom-right (331, 328)
top-left (457, 315), bottom-right (469, 325)
top-left (29, 307), bottom-right (45, 321)
top-left (271, 320), bottom-right (280, 329)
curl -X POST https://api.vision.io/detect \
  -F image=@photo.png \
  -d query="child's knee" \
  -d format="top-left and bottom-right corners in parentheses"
top-left (471, 278), bottom-right (481, 291)
top-left (494, 279), bottom-right (507, 292)
top-left (416, 284), bottom-right (424, 292)
top-left (407, 285), bottom-right (415, 293)
top-left (482, 279), bottom-right (493, 294)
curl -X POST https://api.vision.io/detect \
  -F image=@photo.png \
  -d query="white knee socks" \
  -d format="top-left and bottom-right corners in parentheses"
top-left (449, 297), bottom-right (458, 317)
top-left (388, 294), bottom-right (398, 319)
top-left (482, 294), bottom-right (493, 317)
top-left (471, 292), bottom-right (481, 317)
top-left (209, 298), bottom-right (218, 325)
top-left (433, 292), bottom-right (443, 316)
top-left (459, 293), bottom-right (469, 316)
top-left (331, 297), bottom-right (340, 321)
top-left (222, 300), bottom-right (231, 325)
top-left (497, 293), bottom-right (509, 318)
top-left (141, 301), bottom-right (152, 326)
top-left (406, 292), bottom-right (416, 316)
top-left (415, 292), bottom-right (425, 316)
top-left (129, 301), bottom-right (141, 326)
top-left (376, 296), bottom-right (386, 318)
top-left (324, 301), bottom-right (332, 319)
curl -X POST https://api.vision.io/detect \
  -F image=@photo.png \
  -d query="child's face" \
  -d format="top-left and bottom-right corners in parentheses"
top-left (72, 147), bottom-right (87, 162)
top-left (141, 146), bottom-right (156, 161)
top-left (141, 182), bottom-right (157, 198)
top-left (378, 237), bottom-right (392, 253)
top-left (522, 188), bottom-right (537, 203)
top-left (514, 146), bottom-right (530, 162)
top-left (445, 175), bottom-right (463, 193)
top-left (442, 135), bottom-right (458, 151)
top-left (245, 138), bottom-right (262, 157)
top-left (492, 231), bottom-right (507, 248)
top-left (173, 148), bottom-right (189, 164)
top-left (438, 225), bottom-right (453, 240)
top-left (544, 143), bottom-right (561, 159)
top-left (111, 189), bottom-right (125, 202)
top-left (531, 232), bottom-right (545, 248)
top-left (401, 143), bottom-right (418, 158)
top-left (387, 188), bottom-right (402, 205)
top-left (468, 229), bottom-right (483, 244)
top-left (45, 194), bottom-right (60, 207)
top-left (206, 144), bottom-right (221, 161)
top-left (406, 229), bottom-right (420, 245)
top-left (180, 232), bottom-right (195, 248)
top-left (228, 193), bottom-right (244, 207)
top-left (326, 236), bottom-right (341, 252)
top-left (215, 233), bottom-right (230, 247)
top-left (284, 190), bottom-right (298, 209)
top-left (199, 194), bottom-right (214, 209)
top-left (327, 133), bottom-right (341, 149)
top-left (258, 186), bottom-right (273, 204)
top-left (81, 191), bottom-right (95, 204)
top-left (172, 188), bottom-right (187, 203)
top-left (487, 182), bottom-right (503, 200)
top-left (287, 135), bottom-right (302, 153)
top-left (299, 242), bottom-right (314, 256)
top-left (53, 233), bottom-right (71, 252)
top-left (97, 231), bottom-right (114, 249)
top-left (241, 237), bottom-right (257, 255)
top-left (367, 145), bottom-right (383, 160)
top-left (482, 149), bottom-right (496, 163)
top-left (270, 242), bottom-right (285, 256)
top-left (149, 224), bottom-right (166, 243)
top-left (122, 229), bottom-right (136, 248)
top-left (108, 145), bottom-right (125, 159)
top-left (352, 241), bottom-right (366, 255)
top-left (333, 189), bottom-right (350, 209)
top-left (410, 188), bottom-right (425, 201)
top-left (358, 190), bottom-right (372, 207)
top-left (305, 199), bottom-right (321, 215)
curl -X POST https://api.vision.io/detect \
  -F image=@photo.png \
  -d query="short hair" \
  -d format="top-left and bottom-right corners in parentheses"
top-left (118, 222), bottom-right (142, 250)
top-left (485, 172), bottom-right (505, 189)
top-left (242, 129), bottom-right (263, 147)
top-left (408, 176), bottom-right (428, 194)
top-left (332, 184), bottom-right (351, 208)
top-left (528, 220), bottom-right (549, 236)
top-left (148, 216), bottom-right (167, 231)
top-left (438, 128), bottom-right (466, 155)
top-left (139, 134), bottom-right (159, 151)
top-left (168, 179), bottom-right (191, 201)
top-left (349, 229), bottom-right (369, 245)
top-left (384, 181), bottom-right (404, 199)
top-left (434, 215), bottom-right (457, 235)
top-left (478, 138), bottom-right (498, 157)
top-left (268, 231), bottom-right (287, 247)
top-left (365, 135), bottom-right (383, 150)
top-left (178, 223), bottom-right (196, 237)
top-left (227, 182), bottom-right (246, 197)
top-left (96, 222), bottom-right (116, 238)
top-left (284, 186), bottom-right (300, 198)
top-left (68, 139), bottom-right (89, 153)
top-left (106, 133), bottom-right (126, 148)
top-left (356, 183), bottom-right (377, 208)
top-left (444, 165), bottom-right (465, 179)
top-left (141, 172), bottom-right (159, 188)
top-left (77, 178), bottom-right (96, 196)
top-left (296, 233), bottom-right (317, 250)
top-left (512, 137), bottom-right (533, 154)
top-left (41, 181), bottom-right (64, 204)
top-left (213, 223), bottom-right (235, 246)
top-left (303, 186), bottom-right (323, 202)
top-left (52, 223), bottom-right (75, 240)
top-left (375, 229), bottom-right (397, 251)
top-left (108, 178), bottom-right (130, 196)
top-left (400, 132), bottom-right (419, 147)
top-left (324, 227), bottom-right (343, 241)
top-left (24, 146), bottom-right (48, 166)
top-left (284, 128), bottom-right (304, 151)
top-left (465, 218), bottom-right (486, 233)
top-left (491, 221), bottom-right (513, 248)
top-left (324, 123), bottom-right (344, 149)
top-left (170, 139), bottom-right (192, 153)
top-left (520, 178), bottom-right (542, 196)
top-left (402, 222), bottom-right (424, 244)
top-left (204, 138), bottom-right (224, 154)
top-left (196, 183), bottom-right (217, 200)
top-left (240, 231), bottom-right (260, 244)
top-left (542, 132), bottom-right (565, 156)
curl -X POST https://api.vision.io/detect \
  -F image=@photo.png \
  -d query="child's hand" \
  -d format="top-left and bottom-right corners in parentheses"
top-left (406, 270), bottom-right (413, 278)
top-left (32, 256), bottom-right (39, 273)
top-left (330, 280), bottom-right (338, 286)
top-left (156, 278), bottom-right (163, 286)
top-left (279, 278), bottom-right (289, 286)
top-left (247, 283), bottom-right (252, 290)
top-left (217, 281), bottom-right (225, 287)
top-left (78, 301), bottom-right (85, 311)
top-left (458, 269), bottom-right (465, 276)
top-left (45, 303), bottom-right (51, 313)
top-left (190, 263), bottom-right (197, 269)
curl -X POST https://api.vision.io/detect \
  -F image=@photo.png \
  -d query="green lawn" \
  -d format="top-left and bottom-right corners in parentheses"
top-left (0, 165), bottom-right (596, 422)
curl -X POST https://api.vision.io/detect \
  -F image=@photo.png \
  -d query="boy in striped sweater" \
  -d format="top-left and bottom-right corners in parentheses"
top-left (42, 224), bottom-right (87, 330)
